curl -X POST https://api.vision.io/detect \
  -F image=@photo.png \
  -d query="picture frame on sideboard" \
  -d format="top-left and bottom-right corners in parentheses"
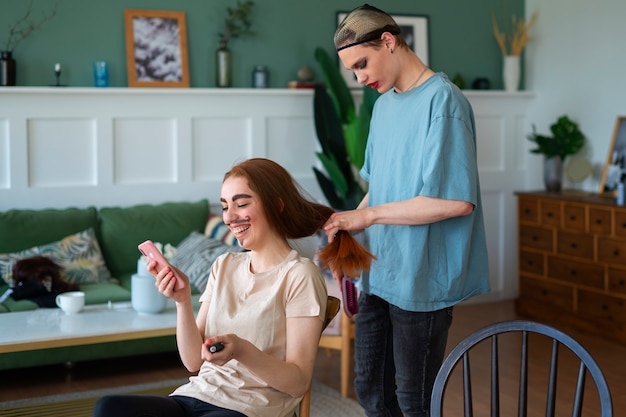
top-left (124, 9), bottom-right (190, 88)
top-left (599, 116), bottom-right (626, 196)
top-left (336, 12), bottom-right (429, 89)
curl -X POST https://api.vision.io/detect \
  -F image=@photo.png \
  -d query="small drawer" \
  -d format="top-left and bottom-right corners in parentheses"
top-left (519, 250), bottom-right (544, 276)
top-left (547, 256), bottom-right (605, 289)
top-left (589, 208), bottom-right (612, 235)
top-left (518, 197), bottom-right (539, 224)
top-left (577, 290), bottom-right (626, 325)
top-left (540, 201), bottom-right (561, 226)
top-left (556, 231), bottom-right (593, 259)
top-left (563, 204), bottom-right (586, 231)
top-left (615, 210), bottom-right (626, 238)
top-left (518, 276), bottom-right (573, 312)
top-left (519, 225), bottom-right (554, 251)
top-left (608, 267), bottom-right (626, 295)
top-left (598, 238), bottom-right (626, 266)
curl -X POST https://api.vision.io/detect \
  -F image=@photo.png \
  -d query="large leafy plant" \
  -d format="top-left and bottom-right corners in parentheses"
top-left (527, 115), bottom-right (586, 161)
top-left (313, 47), bottom-right (380, 210)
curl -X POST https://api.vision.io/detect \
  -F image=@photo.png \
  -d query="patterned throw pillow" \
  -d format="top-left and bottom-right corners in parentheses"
top-left (204, 213), bottom-right (239, 246)
top-left (170, 231), bottom-right (244, 293)
top-left (0, 228), bottom-right (112, 286)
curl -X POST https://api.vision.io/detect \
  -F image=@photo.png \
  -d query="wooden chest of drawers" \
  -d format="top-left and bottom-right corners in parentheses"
top-left (516, 191), bottom-right (626, 343)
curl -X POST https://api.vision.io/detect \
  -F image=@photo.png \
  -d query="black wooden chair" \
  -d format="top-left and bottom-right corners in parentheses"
top-left (430, 320), bottom-right (613, 417)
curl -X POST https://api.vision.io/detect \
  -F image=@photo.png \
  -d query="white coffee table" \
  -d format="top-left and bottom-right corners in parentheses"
top-left (0, 299), bottom-right (199, 354)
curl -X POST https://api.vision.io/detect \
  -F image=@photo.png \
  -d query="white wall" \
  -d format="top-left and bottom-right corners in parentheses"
top-left (525, 0), bottom-right (626, 192)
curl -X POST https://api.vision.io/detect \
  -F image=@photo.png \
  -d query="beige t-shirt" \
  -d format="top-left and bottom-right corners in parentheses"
top-left (172, 249), bottom-right (327, 417)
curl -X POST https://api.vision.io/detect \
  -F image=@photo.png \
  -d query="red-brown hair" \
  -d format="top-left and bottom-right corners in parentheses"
top-left (223, 158), bottom-right (375, 277)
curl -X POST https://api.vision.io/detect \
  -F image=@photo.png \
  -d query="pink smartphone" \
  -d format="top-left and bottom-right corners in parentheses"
top-left (137, 240), bottom-right (185, 290)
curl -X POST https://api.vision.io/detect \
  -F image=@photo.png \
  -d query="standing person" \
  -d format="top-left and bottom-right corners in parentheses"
top-left (324, 4), bottom-right (490, 417)
top-left (92, 158), bottom-right (370, 417)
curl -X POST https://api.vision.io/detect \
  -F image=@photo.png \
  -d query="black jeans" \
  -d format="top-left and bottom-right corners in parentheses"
top-left (92, 394), bottom-right (247, 417)
top-left (354, 293), bottom-right (453, 417)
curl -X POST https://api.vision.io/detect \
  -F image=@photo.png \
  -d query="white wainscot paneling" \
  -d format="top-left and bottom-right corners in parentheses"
top-left (0, 88), bottom-right (536, 303)
top-left (192, 117), bottom-right (252, 183)
top-left (266, 116), bottom-right (319, 180)
top-left (28, 118), bottom-right (97, 187)
top-left (114, 118), bottom-right (178, 184)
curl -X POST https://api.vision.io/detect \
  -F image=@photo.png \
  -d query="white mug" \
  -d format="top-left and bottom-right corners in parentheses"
top-left (56, 291), bottom-right (85, 314)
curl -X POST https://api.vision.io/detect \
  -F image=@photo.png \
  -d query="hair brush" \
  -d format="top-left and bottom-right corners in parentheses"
top-left (341, 276), bottom-right (359, 318)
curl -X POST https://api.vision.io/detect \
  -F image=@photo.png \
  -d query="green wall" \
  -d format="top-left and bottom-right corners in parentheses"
top-left (1, 0), bottom-right (524, 89)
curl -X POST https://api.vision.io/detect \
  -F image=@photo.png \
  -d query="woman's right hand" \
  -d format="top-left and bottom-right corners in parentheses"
top-left (147, 261), bottom-right (191, 303)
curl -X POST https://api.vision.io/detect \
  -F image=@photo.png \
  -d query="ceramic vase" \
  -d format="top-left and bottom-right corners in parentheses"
top-left (216, 46), bottom-right (232, 87)
top-left (544, 156), bottom-right (563, 192)
top-left (131, 260), bottom-right (167, 314)
top-left (0, 51), bottom-right (16, 86)
top-left (503, 55), bottom-right (520, 92)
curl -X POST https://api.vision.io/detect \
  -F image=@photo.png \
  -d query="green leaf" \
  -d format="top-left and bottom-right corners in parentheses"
top-left (315, 47), bottom-right (355, 124)
top-left (313, 85), bottom-right (353, 186)
top-left (313, 167), bottom-right (344, 209)
top-left (316, 151), bottom-right (348, 196)
top-left (527, 115), bottom-right (586, 161)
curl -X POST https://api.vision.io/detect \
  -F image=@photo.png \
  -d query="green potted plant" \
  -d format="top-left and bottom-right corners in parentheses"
top-left (527, 115), bottom-right (586, 191)
top-left (312, 47), bottom-right (379, 210)
top-left (216, 0), bottom-right (254, 87)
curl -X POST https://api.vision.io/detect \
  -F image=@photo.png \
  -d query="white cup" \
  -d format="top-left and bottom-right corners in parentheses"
top-left (56, 291), bottom-right (85, 314)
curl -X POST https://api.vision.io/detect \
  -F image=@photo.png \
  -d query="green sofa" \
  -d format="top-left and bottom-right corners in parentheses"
top-left (0, 199), bottom-right (210, 370)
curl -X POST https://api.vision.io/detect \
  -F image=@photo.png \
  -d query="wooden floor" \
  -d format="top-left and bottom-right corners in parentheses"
top-left (1, 300), bottom-right (624, 414)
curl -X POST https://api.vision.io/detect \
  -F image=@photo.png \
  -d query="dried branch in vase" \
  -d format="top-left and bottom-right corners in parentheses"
top-left (492, 11), bottom-right (538, 56)
top-left (3, 0), bottom-right (58, 52)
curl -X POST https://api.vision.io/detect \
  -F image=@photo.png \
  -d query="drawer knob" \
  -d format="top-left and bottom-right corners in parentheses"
top-left (524, 209), bottom-right (531, 215)
top-left (570, 270), bottom-right (577, 276)
top-left (602, 304), bottom-right (609, 311)
top-left (541, 289), bottom-right (548, 295)
top-left (532, 236), bottom-right (539, 241)
top-left (526, 260), bottom-right (534, 266)
top-left (619, 279), bottom-right (625, 286)
top-left (614, 249), bottom-right (620, 257)
top-left (570, 243), bottom-right (578, 249)
top-left (546, 212), bottom-right (554, 218)
top-left (570, 215), bottom-right (576, 221)
top-left (595, 219), bottom-right (603, 225)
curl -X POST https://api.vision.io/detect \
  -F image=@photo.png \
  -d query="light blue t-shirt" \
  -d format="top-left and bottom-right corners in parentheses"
top-left (359, 72), bottom-right (490, 312)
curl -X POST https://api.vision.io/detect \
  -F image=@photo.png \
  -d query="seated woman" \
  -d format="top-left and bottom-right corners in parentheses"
top-left (92, 158), bottom-right (372, 417)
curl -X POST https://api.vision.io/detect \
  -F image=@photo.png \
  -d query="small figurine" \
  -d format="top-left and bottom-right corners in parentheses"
top-left (54, 63), bottom-right (61, 86)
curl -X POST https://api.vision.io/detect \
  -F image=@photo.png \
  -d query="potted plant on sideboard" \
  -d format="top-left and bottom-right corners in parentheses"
top-left (527, 115), bottom-right (586, 192)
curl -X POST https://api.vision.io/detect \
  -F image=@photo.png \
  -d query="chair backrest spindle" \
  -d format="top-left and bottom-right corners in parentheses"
top-left (491, 335), bottom-right (500, 417)
top-left (546, 340), bottom-right (559, 417)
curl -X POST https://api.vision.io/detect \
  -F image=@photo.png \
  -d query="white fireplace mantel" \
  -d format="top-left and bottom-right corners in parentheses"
top-left (0, 87), bottom-right (536, 301)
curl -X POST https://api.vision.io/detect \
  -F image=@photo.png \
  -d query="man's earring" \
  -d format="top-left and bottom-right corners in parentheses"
top-left (390, 48), bottom-right (394, 54)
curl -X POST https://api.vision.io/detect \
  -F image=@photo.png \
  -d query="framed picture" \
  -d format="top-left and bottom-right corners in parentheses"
top-left (124, 9), bottom-right (190, 88)
top-left (600, 116), bottom-right (626, 195)
top-left (336, 12), bottom-right (430, 89)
